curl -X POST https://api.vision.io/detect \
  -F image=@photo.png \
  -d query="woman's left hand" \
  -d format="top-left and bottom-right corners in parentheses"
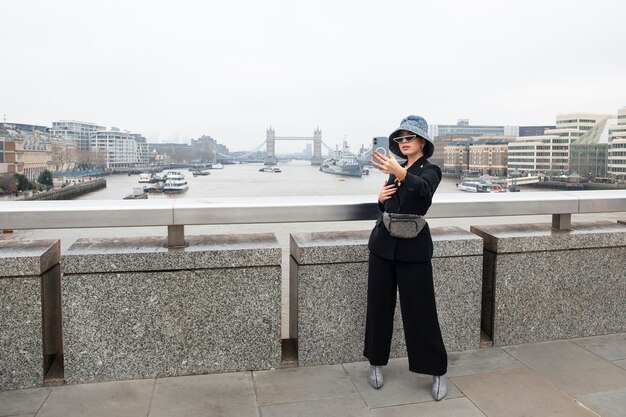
top-left (371, 151), bottom-right (404, 178)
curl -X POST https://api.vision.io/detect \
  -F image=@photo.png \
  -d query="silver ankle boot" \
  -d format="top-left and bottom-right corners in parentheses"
top-left (368, 365), bottom-right (383, 389)
top-left (431, 375), bottom-right (447, 401)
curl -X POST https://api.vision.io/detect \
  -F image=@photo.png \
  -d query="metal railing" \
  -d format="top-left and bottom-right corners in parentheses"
top-left (1, 190), bottom-right (625, 247)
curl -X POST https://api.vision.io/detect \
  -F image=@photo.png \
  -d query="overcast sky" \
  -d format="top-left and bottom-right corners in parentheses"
top-left (2, 0), bottom-right (625, 151)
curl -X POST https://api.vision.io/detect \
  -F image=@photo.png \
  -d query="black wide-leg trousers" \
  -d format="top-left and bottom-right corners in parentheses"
top-left (363, 253), bottom-right (447, 375)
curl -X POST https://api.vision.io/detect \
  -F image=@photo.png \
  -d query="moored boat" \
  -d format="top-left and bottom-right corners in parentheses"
top-left (162, 171), bottom-right (189, 193)
top-left (457, 180), bottom-right (482, 192)
top-left (191, 169), bottom-right (211, 176)
top-left (320, 139), bottom-right (363, 177)
top-left (319, 155), bottom-right (362, 177)
top-left (259, 167), bottom-right (281, 173)
top-left (458, 179), bottom-right (510, 193)
top-left (138, 173), bottom-right (152, 183)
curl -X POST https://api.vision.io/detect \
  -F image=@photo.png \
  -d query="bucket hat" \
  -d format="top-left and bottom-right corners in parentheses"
top-left (389, 115), bottom-right (434, 159)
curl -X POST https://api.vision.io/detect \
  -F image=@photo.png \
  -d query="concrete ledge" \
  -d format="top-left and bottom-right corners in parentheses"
top-left (0, 240), bottom-right (61, 390)
top-left (63, 234), bottom-right (281, 273)
top-left (62, 233), bottom-right (282, 384)
top-left (0, 240), bottom-right (60, 277)
top-left (471, 221), bottom-right (626, 253)
top-left (290, 227), bottom-right (483, 366)
top-left (471, 221), bottom-right (626, 346)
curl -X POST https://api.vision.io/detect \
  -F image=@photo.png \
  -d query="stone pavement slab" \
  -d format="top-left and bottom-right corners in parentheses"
top-left (3, 333), bottom-right (626, 417)
top-left (446, 346), bottom-right (521, 377)
top-left (614, 359), bottom-right (626, 370)
top-left (576, 388), bottom-right (626, 417)
top-left (253, 364), bottom-right (357, 406)
top-left (342, 358), bottom-right (462, 409)
top-left (0, 387), bottom-right (51, 416)
top-left (149, 372), bottom-right (257, 417)
top-left (369, 397), bottom-right (487, 417)
top-left (503, 340), bottom-right (626, 396)
top-left (451, 366), bottom-right (598, 417)
top-left (572, 333), bottom-right (626, 361)
top-left (35, 379), bottom-right (154, 417)
top-left (259, 394), bottom-right (369, 417)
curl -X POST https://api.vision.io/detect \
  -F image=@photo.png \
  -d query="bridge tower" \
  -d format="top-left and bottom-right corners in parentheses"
top-left (265, 127), bottom-right (277, 165)
top-left (312, 127), bottom-right (323, 165)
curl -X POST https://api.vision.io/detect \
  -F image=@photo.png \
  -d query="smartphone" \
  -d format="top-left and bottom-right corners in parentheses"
top-left (372, 136), bottom-right (389, 157)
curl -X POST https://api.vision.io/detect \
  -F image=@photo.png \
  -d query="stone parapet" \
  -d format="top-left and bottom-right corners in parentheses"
top-left (0, 240), bottom-right (61, 390)
top-left (290, 227), bottom-right (482, 366)
top-left (471, 221), bottom-right (626, 346)
top-left (62, 233), bottom-right (282, 384)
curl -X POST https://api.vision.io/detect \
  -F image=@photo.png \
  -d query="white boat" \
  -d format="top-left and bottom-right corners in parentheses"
top-left (457, 180), bottom-right (482, 192)
top-left (259, 167), bottom-right (281, 173)
top-left (138, 173), bottom-right (152, 183)
top-left (458, 179), bottom-right (508, 193)
top-left (191, 169), bottom-right (211, 176)
top-left (477, 183), bottom-right (507, 193)
top-left (163, 171), bottom-right (189, 193)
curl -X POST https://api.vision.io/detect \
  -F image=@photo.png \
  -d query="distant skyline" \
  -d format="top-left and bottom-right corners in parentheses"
top-left (2, 0), bottom-right (624, 151)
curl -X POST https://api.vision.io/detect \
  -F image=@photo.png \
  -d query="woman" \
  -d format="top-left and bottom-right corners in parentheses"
top-left (364, 115), bottom-right (448, 401)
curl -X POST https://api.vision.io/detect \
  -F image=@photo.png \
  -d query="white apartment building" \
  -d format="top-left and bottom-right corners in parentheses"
top-left (51, 121), bottom-right (105, 150)
top-left (507, 140), bottom-right (552, 173)
top-left (508, 112), bottom-right (613, 175)
top-left (90, 128), bottom-right (148, 168)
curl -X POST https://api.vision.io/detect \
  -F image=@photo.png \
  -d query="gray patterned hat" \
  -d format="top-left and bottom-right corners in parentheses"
top-left (389, 115), bottom-right (434, 159)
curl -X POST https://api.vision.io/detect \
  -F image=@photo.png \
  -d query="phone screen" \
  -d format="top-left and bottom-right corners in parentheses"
top-left (372, 136), bottom-right (389, 157)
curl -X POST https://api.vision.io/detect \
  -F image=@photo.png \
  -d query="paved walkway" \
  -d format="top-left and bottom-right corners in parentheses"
top-left (2, 333), bottom-right (625, 417)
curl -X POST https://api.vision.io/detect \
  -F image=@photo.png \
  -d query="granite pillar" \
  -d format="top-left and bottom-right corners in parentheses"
top-left (471, 221), bottom-right (626, 346)
top-left (62, 233), bottom-right (281, 384)
top-left (290, 227), bottom-right (483, 367)
top-left (0, 240), bottom-right (61, 390)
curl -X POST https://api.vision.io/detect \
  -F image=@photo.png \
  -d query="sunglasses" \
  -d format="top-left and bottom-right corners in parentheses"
top-left (392, 134), bottom-right (417, 144)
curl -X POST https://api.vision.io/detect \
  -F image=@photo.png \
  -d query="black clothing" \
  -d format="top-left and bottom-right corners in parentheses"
top-left (367, 157), bottom-right (441, 262)
top-left (364, 156), bottom-right (447, 375)
top-left (364, 254), bottom-right (447, 375)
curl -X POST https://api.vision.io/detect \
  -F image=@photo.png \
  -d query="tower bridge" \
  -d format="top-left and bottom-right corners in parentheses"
top-left (264, 127), bottom-right (324, 165)
top-left (217, 127), bottom-right (342, 165)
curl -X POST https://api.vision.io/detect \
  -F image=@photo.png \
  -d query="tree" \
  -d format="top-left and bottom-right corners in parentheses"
top-left (50, 143), bottom-right (77, 172)
top-left (13, 174), bottom-right (31, 191)
top-left (0, 174), bottom-right (17, 194)
top-left (38, 169), bottom-right (54, 186)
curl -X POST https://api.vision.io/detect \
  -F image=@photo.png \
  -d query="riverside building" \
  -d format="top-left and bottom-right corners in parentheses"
top-left (0, 124), bottom-right (50, 180)
top-left (190, 135), bottom-right (229, 164)
top-left (468, 137), bottom-right (509, 176)
top-left (507, 112), bottom-right (615, 176)
top-left (443, 137), bottom-right (510, 176)
top-left (435, 120), bottom-right (552, 172)
top-left (51, 121), bottom-right (105, 150)
top-left (429, 119), bottom-right (517, 138)
top-left (1, 123), bottom-right (79, 180)
top-left (90, 128), bottom-right (148, 169)
top-left (52, 120), bottom-right (149, 169)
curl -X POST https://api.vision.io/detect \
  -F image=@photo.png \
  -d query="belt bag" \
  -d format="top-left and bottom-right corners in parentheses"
top-left (382, 212), bottom-right (426, 239)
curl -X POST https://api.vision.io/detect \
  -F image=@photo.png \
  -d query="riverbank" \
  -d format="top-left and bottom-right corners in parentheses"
top-left (443, 172), bottom-right (626, 191)
top-left (526, 181), bottom-right (626, 191)
top-left (23, 179), bottom-right (107, 201)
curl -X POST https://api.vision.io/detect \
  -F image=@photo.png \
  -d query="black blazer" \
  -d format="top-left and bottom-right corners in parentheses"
top-left (368, 156), bottom-right (442, 262)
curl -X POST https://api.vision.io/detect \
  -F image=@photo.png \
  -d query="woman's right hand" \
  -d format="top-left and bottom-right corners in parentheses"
top-left (378, 182), bottom-right (397, 204)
